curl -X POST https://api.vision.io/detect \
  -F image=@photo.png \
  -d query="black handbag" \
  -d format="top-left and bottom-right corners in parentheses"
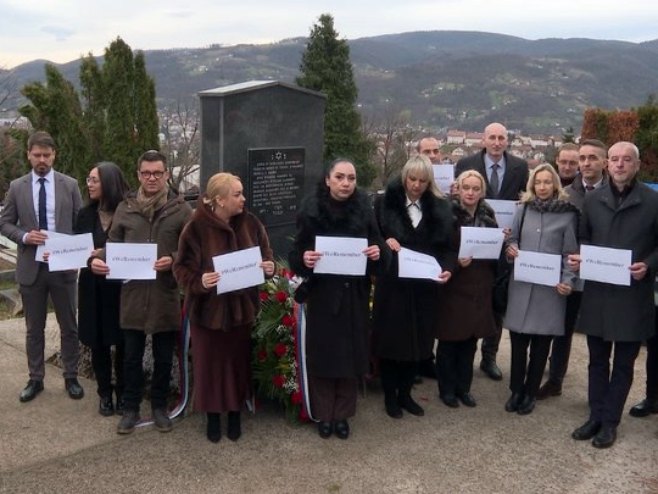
top-left (492, 204), bottom-right (527, 314)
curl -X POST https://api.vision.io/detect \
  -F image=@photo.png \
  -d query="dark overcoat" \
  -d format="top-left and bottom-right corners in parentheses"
top-left (371, 177), bottom-right (455, 359)
top-left (75, 205), bottom-right (123, 348)
top-left (435, 200), bottom-right (498, 341)
top-left (577, 181), bottom-right (658, 342)
top-left (289, 186), bottom-right (390, 379)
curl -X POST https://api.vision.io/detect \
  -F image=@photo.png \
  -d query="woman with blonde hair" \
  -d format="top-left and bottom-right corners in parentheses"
top-left (434, 170), bottom-right (498, 407)
top-left (174, 172), bottom-right (275, 443)
top-left (372, 155), bottom-right (455, 418)
top-left (503, 163), bottom-right (579, 415)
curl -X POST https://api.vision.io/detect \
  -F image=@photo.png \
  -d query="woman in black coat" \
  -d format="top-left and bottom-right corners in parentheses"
top-left (75, 162), bottom-right (130, 416)
top-left (372, 155), bottom-right (455, 418)
top-left (289, 159), bottom-right (390, 440)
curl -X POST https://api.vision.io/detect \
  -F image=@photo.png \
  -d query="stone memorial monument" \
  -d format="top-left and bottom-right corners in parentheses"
top-left (198, 80), bottom-right (326, 258)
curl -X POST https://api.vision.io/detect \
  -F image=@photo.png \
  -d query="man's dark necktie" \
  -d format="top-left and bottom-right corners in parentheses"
top-left (490, 163), bottom-right (500, 198)
top-left (585, 185), bottom-right (595, 192)
top-left (38, 177), bottom-right (48, 231)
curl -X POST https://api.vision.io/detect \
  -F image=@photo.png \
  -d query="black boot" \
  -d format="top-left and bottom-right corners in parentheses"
top-left (227, 411), bottom-right (241, 441)
top-left (207, 413), bottom-right (221, 442)
top-left (380, 359), bottom-right (402, 418)
top-left (397, 362), bottom-right (424, 417)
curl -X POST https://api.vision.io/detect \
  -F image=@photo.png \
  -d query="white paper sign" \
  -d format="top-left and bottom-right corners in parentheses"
top-left (106, 243), bottom-right (157, 280)
top-left (46, 233), bottom-right (94, 271)
top-left (458, 227), bottom-right (504, 259)
top-left (486, 200), bottom-right (517, 230)
top-left (212, 246), bottom-right (264, 294)
top-left (514, 250), bottom-right (561, 287)
top-left (314, 236), bottom-right (368, 276)
top-left (398, 247), bottom-right (442, 281)
top-left (580, 245), bottom-right (632, 286)
top-left (433, 164), bottom-right (455, 195)
top-left (35, 230), bottom-right (67, 262)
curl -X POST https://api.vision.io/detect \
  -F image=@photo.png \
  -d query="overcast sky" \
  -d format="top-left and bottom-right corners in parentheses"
top-left (2, 0), bottom-right (657, 68)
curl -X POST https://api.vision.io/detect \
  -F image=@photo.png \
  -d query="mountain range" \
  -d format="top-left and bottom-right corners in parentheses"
top-left (3, 31), bottom-right (658, 134)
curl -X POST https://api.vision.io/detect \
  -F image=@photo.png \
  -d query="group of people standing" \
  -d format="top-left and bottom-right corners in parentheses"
top-left (2, 126), bottom-right (657, 450)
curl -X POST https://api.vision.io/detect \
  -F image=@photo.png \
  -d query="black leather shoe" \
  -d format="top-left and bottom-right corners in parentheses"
top-left (440, 394), bottom-right (460, 408)
top-left (19, 380), bottom-right (44, 402)
top-left (398, 395), bottom-right (424, 416)
top-left (99, 396), bottom-right (114, 416)
top-left (592, 425), bottom-right (617, 448)
top-left (505, 393), bottom-right (522, 412)
top-left (571, 419), bottom-right (601, 441)
top-left (629, 399), bottom-right (658, 418)
top-left (458, 393), bottom-right (477, 408)
top-left (537, 381), bottom-right (562, 400)
top-left (318, 421), bottom-right (333, 439)
top-left (65, 378), bottom-right (84, 400)
top-left (334, 420), bottom-right (350, 440)
top-left (480, 360), bottom-right (503, 381)
top-left (517, 395), bottom-right (536, 415)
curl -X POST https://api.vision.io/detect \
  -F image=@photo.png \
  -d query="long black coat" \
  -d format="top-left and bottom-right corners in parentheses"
top-left (371, 178), bottom-right (455, 360)
top-left (436, 200), bottom-right (498, 341)
top-left (75, 205), bottom-right (123, 348)
top-left (578, 180), bottom-right (658, 342)
top-left (289, 186), bottom-right (390, 379)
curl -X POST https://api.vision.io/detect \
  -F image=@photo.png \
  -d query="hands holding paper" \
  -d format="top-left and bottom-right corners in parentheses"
top-left (25, 229), bottom-right (48, 246)
top-left (386, 237), bottom-right (401, 252)
top-left (458, 257), bottom-right (472, 268)
top-left (556, 283), bottom-right (572, 296)
top-left (437, 271), bottom-right (452, 284)
top-left (506, 243), bottom-right (519, 259)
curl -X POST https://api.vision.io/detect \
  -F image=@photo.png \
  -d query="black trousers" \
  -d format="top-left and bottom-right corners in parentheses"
top-left (546, 291), bottom-right (582, 385)
top-left (509, 332), bottom-right (552, 397)
top-left (481, 312), bottom-right (502, 363)
top-left (92, 342), bottom-right (125, 399)
top-left (641, 312), bottom-right (658, 401)
top-left (122, 330), bottom-right (176, 412)
top-left (436, 338), bottom-right (477, 396)
top-left (587, 335), bottom-right (641, 427)
top-left (380, 359), bottom-right (418, 399)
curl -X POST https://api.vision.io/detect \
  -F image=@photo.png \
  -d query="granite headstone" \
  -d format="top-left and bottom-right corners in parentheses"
top-left (198, 81), bottom-right (326, 258)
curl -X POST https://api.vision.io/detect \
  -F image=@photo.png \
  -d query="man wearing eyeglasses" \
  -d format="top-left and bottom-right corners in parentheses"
top-left (90, 150), bottom-right (192, 434)
top-left (0, 131), bottom-right (84, 403)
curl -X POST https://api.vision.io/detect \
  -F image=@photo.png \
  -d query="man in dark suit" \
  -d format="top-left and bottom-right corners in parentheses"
top-left (455, 122), bottom-right (528, 380)
top-left (569, 141), bottom-right (658, 448)
top-left (0, 131), bottom-right (83, 402)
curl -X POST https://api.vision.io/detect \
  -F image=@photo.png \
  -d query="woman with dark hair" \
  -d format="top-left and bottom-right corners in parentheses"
top-left (372, 155), bottom-right (455, 418)
top-left (174, 172), bottom-right (274, 443)
top-left (289, 158), bottom-right (390, 439)
top-left (504, 163), bottom-right (579, 415)
top-left (435, 170), bottom-right (497, 408)
top-left (75, 161), bottom-right (130, 416)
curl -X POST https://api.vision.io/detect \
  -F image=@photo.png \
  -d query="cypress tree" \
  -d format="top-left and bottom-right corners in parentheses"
top-left (296, 14), bottom-right (375, 187)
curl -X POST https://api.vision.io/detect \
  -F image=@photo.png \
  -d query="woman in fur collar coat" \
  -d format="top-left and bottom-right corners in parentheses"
top-left (289, 159), bottom-right (390, 440)
top-left (372, 156), bottom-right (456, 419)
top-left (174, 173), bottom-right (274, 443)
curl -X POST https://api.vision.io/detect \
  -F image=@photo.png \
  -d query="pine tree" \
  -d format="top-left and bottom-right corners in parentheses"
top-left (296, 14), bottom-right (375, 187)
